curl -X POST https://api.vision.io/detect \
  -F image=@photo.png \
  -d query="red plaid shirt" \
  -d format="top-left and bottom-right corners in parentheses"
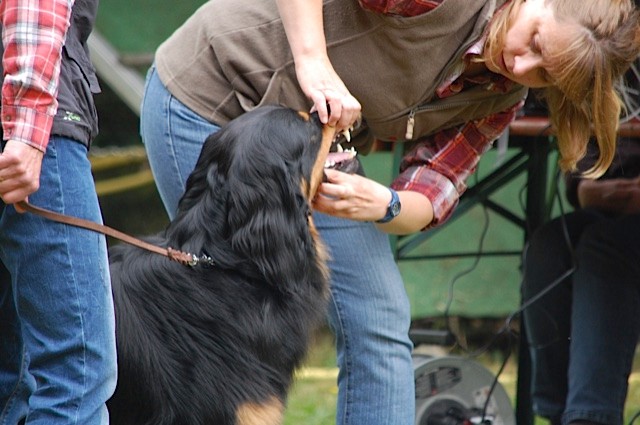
top-left (358, 0), bottom-right (442, 16)
top-left (360, 0), bottom-right (522, 228)
top-left (1, 0), bottom-right (71, 151)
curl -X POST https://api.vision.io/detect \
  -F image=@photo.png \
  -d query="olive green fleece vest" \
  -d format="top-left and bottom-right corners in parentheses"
top-left (155, 0), bottom-right (526, 150)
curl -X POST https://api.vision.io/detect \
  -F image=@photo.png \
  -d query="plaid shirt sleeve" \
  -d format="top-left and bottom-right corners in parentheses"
top-left (1, 0), bottom-right (73, 151)
top-left (391, 100), bottom-right (524, 230)
top-left (358, 0), bottom-right (442, 16)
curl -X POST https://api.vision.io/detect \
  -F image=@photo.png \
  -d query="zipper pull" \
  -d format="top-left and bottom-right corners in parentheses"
top-left (405, 110), bottom-right (416, 140)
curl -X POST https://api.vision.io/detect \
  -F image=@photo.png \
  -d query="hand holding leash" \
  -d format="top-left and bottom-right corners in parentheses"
top-left (0, 140), bottom-right (44, 205)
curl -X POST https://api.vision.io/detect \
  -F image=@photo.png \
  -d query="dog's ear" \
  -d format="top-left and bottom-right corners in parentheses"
top-left (225, 107), bottom-right (323, 290)
top-left (169, 130), bottom-right (236, 254)
top-left (170, 106), bottom-right (325, 288)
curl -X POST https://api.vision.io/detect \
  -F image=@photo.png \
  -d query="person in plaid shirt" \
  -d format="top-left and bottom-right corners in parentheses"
top-left (139, 0), bottom-right (640, 424)
top-left (0, 0), bottom-right (117, 423)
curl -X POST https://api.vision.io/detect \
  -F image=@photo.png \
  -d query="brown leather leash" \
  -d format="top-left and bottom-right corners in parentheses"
top-left (15, 200), bottom-right (212, 267)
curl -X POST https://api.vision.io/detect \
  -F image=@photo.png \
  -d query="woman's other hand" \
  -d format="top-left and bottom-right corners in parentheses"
top-left (578, 176), bottom-right (640, 215)
top-left (276, 0), bottom-right (361, 133)
top-left (296, 56), bottom-right (362, 133)
top-left (315, 169), bottom-right (434, 234)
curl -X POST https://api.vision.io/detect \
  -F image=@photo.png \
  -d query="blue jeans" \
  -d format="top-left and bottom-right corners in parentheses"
top-left (140, 66), bottom-right (415, 424)
top-left (522, 209), bottom-right (640, 425)
top-left (0, 137), bottom-right (117, 425)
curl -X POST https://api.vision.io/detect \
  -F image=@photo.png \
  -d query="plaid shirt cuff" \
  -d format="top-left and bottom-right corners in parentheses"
top-left (391, 166), bottom-right (459, 230)
top-left (1, 104), bottom-right (54, 151)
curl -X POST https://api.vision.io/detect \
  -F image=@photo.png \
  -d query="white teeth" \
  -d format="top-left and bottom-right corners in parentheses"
top-left (336, 143), bottom-right (344, 153)
top-left (341, 129), bottom-right (351, 142)
top-left (324, 147), bottom-right (358, 169)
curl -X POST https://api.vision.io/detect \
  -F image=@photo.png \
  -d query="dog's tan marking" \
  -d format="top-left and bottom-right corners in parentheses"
top-left (235, 397), bottom-right (284, 425)
top-left (309, 124), bottom-right (337, 196)
top-left (299, 178), bottom-right (331, 294)
top-left (297, 111), bottom-right (310, 121)
top-left (308, 216), bottom-right (331, 292)
top-left (296, 109), bottom-right (334, 198)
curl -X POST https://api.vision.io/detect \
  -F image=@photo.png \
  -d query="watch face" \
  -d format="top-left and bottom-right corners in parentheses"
top-left (391, 202), bottom-right (401, 217)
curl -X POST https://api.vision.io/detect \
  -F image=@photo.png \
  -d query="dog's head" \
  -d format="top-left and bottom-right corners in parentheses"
top-left (170, 105), bottom-right (350, 290)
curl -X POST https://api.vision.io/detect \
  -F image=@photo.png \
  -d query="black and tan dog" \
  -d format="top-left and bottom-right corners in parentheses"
top-left (107, 105), bottom-right (355, 425)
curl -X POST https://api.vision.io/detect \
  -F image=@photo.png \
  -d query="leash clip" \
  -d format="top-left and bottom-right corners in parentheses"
top-left (187, 254), bottom-right (199, 267)
top-left (167, 247), bottom-right (214, 268)
top-left (188, 253), bottom-right (215, 268)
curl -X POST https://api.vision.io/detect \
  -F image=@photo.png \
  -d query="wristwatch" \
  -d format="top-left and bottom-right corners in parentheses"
top-left (376, 188), bottom-right (401, 223)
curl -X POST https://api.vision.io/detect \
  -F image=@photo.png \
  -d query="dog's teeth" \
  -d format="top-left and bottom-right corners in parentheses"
top-left (341, 129), bottom-right (351, 142)
top-left (336, 143), bottom-right (344, 153)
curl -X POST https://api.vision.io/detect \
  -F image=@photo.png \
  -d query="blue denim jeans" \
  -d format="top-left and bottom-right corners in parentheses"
top-left (140, 66), bottom-right (415, 425)
top-left (0, 137), bottom-right (117, 425)
top-left (522, 209), bottom-right (640, 425)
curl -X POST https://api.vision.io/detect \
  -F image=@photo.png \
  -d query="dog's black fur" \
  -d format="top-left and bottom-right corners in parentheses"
top-left (107, 106), bottom-right (335, 425)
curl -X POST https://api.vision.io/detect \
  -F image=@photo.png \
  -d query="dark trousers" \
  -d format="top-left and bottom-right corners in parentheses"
top-left (522, 209), bottom-right (640, 425)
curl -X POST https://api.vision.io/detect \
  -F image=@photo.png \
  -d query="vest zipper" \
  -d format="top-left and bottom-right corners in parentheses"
top-left (405, 110), bottom-right (416, 140)
top-left (404, 98), bottom-right (474, 140)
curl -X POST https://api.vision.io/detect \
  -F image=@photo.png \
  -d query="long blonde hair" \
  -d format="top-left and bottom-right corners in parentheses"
top-left (485, 0), bottom-right (640, 177)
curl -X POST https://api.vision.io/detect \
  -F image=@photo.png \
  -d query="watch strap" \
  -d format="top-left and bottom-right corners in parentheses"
top-left (376, 188), bottom-right (401, 223)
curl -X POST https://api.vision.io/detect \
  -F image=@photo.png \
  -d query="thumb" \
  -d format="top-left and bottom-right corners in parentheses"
top-left (323, 168), bottom-right (347, 183)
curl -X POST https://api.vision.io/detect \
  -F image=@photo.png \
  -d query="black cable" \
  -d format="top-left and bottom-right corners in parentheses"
top-left (442, 171), bottom-right (490, 351)
top-left (437, 128), bottom-right (580, 423)
top-left (477, 168), bottom-right (578, 422)
top-left (506, 167), bottom-right (577, 327)
top-left (480, 333), bottom-right (515, 423)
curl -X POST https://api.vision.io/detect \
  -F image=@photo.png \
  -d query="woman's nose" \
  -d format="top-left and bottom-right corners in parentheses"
top-left (512, 54), bottom-right (543, 77)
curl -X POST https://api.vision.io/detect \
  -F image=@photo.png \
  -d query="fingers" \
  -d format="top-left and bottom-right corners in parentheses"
top-left (294, 54), bottom-right (361, 131)
top-left (324, 93), bottom-right (361, 132)
top-left (309, 89), bottom-right (361, 132)
top-left (0, 140), bottom-right (43, 204)
top-left (313, 170), bottom-right (371, 218)
top-left (314, 171), bottom-right (396, 223)
top-left (337, 97), bottom-right (361, 132)
top-left (0, 173), bottom-right (38, 205)
top-left (321, 168), bottom-right (347, 184)
top-left (313, 183), bottom-right (357, 217)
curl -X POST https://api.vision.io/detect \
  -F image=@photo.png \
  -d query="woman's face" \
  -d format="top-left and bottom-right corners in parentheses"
top-left (485, 0), bottom-right (571, 88)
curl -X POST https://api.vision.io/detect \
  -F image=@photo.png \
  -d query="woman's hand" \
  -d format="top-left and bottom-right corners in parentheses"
top-left (314, 169), bottom-right (390, 221)
top-left (295, 56), bottom-right (361, 133)
top-left (276, 0), bottom-right (361, 133)
top-left (314, 169), bottom-right (434, 234)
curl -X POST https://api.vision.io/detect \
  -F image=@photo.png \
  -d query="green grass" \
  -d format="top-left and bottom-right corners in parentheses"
top-left (284, 327), bottom-right (640, 425)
